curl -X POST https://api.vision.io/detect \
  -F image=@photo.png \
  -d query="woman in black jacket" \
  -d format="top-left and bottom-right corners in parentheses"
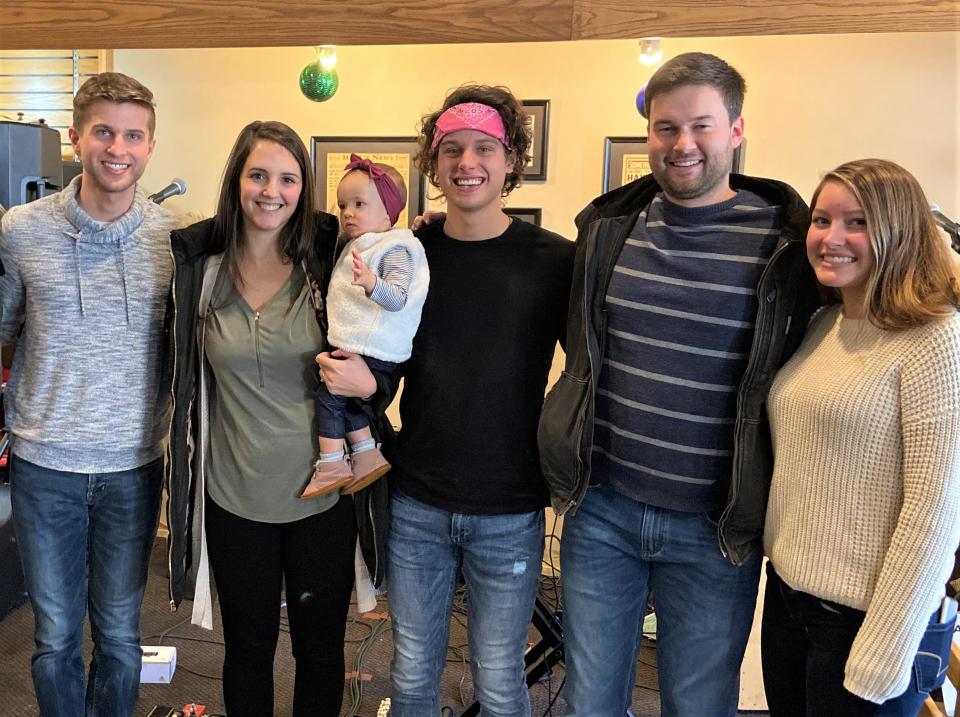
top-left (164, 120), bottom-right (392, 717)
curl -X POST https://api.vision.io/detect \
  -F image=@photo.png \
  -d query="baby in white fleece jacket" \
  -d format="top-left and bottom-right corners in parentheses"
top-left (301, 154), bottom-right (428, 500)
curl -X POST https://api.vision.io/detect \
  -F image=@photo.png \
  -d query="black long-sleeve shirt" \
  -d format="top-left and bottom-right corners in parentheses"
top-left (391, 217), bottom-right (574, 514)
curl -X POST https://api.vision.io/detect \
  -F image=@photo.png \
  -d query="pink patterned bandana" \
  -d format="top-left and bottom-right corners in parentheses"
top-left (430, 102), bottom-right (511, 151)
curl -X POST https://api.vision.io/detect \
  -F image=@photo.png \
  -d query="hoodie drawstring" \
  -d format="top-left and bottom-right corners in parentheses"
top-left (74, 238), bottom-right (86, 317)
top-left (118, 240), bottom-right (131, 324)
top-left (73, 234), bottom-right (132, 324)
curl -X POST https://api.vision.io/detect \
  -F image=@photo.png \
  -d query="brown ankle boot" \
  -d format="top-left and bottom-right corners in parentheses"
top-left (300, 458), bottom-right (354, 499)
top-left (341, 446), bottom-right (391, 495)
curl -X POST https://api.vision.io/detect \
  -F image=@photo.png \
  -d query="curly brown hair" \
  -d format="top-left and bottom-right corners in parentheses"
top-left (415, 84), bottom-right (531, 197)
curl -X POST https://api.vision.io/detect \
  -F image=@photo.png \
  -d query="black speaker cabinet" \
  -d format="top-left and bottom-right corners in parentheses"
top-left (0, 482), bottom-right (27, 620)
top-left (0, 120), bottom-right (63, 210)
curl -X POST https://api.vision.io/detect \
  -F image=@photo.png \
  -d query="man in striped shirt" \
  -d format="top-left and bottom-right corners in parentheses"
top-left (539, 53), bottom-right (819, 716)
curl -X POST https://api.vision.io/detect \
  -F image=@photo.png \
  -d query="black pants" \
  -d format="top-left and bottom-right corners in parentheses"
top-left (761, 563), bottom-right (938, 717)
top-left (205, 494), bottom-right (357, 717)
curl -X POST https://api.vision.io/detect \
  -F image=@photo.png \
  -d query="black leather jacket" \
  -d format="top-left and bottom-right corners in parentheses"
top-left (537, 174), bottom-right (820, 565)
top-left (164, 215), bottom-right (394, 613)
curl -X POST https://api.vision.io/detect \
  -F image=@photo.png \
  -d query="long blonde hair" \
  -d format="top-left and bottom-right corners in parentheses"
top-left (811, 159), bottom-right (960, 329)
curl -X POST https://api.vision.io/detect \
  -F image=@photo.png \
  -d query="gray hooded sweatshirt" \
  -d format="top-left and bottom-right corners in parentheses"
top-left (0, 175), bottom-right (178, 472)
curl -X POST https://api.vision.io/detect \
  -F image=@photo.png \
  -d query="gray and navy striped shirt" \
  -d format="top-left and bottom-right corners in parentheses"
top-left (369, 245), bottom-right (414, 311)
top-left (593, 190), bottom-right (781, 512)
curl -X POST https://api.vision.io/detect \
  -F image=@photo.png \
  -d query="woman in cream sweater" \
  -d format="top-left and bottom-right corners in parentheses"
top-left (761, 158), bottom-right (960, 715)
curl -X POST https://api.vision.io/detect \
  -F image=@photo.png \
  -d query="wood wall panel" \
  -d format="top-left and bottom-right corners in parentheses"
top-left (0, 76), bottom-right (77, 93)
top-left (0, 49), bottom-right (105, 158)
top-left (0, 92), bottom-right (73, 109)
top-left (0, 59), bottom-right (100, 75)
top-left (572, 0), bottom-right (959, 39)
top-left (1, 0), bottom-right (956, 49)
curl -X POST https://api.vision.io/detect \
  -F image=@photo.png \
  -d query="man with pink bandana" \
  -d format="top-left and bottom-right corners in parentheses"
top-left (384, 85), bottom-right (574, 716)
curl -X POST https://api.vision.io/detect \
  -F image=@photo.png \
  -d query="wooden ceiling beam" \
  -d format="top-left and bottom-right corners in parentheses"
top-left (572, 0), bottom-right (959, 40)
top-left (1, 0), bottom-right (956, 50)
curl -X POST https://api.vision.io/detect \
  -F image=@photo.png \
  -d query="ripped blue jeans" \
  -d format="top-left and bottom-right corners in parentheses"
top-left (387, 491), bottom-right (544, 717)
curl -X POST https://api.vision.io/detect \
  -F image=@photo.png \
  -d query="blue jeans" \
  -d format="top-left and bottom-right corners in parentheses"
top-left (10, 454), bottom-right (164, 717)
top-left (761, 564), bottom-right (942, 716)
top-left (387, 491), bottom-right (544, 717)
top-left (560, 484), bottom-right (761, 717)
top-left (315, 354), bottom-right (396, 439)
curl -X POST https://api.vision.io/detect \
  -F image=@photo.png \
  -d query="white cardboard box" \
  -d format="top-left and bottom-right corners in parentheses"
top-left (140, 645), bottom-right (177, 684)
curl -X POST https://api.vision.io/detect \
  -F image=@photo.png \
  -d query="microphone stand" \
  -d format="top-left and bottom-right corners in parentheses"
top-left (932, 206), bottom-right (959, 254)
top-left (458, 595), bottom-right (565, 717)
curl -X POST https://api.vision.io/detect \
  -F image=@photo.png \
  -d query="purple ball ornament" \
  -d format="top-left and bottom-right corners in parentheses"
top-left (636, 84), bottom-right (648, 119)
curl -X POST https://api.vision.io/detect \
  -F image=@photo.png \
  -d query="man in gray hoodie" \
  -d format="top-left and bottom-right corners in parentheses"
top-left (0, 72), bottom-right (177, 717)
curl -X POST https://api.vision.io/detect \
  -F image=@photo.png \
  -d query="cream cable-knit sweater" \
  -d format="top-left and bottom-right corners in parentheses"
top-left (764, 305), bottom-right (960, 703)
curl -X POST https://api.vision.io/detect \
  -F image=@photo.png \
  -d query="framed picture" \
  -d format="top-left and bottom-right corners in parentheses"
top-left (310, 136), bottom-right (425, 228)
top-left (504, 207), bottom-right (542, 227)
top-left (732, 139), bottom-right (747, 174)
top-left (602, 136), bottom-right (748, 192)
top-left (602, 136), bottom-right (649, 193)
top-left (521, 99), bottom-right (550, 181)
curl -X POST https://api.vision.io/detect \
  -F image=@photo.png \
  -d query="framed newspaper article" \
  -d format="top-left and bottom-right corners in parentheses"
top-left (311, 136), bottom-right (426, 229)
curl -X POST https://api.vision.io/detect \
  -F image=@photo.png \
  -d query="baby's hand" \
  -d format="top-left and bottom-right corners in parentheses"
top-left (351, 250), bottom-right (377, 295)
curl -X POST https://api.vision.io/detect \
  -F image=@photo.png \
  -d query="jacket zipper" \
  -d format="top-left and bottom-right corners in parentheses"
top-left (558, 232), bottom-right (600, 517)
top-left (367, 494), bottom-right (379, 583)
top-left (254, 310), bottom-right (264, 388)
top-left (717, 238), bottom-right (790, 562)
top-left (166, 246), bottom-right (178, 611)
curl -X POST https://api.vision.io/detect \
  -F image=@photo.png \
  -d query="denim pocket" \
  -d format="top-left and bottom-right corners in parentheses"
top-left (912, 612), bottom-right (956, 693)
top-left (701, 510), bottom-right (721, 529)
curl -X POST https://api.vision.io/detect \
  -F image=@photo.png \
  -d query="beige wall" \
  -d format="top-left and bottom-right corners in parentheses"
top-left (118, 32), bottom-right (959, 229)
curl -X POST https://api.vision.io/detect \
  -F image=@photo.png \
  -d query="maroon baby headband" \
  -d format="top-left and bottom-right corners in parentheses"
top-left (344, 153), bottom-right (404, 225)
